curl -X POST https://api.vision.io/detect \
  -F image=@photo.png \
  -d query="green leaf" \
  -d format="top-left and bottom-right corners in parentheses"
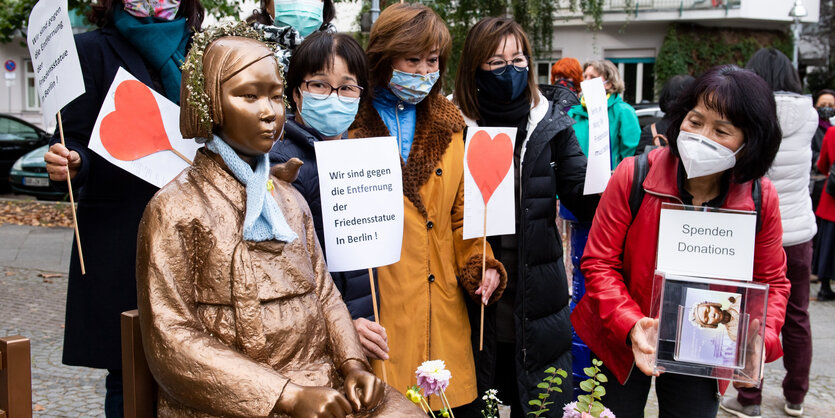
top-left (583, 367), bottom-right (596, 377)
top-left (557, 369), bottom-right (568, 378)
top-left (577, 395), bottom-right (591, 404)
top-left (596, 373), bottom-right (608, 383)
top-left (543, 376), bottom-right (554, 383)
top-left (536, 382), bottom-right (549, 389)
top-left (544, 367), bottom-right (557, 374)
top-left (538, 393), bottom-right (548, 400)
top-left (528, 399), bottom-right (542, 407)
top-left (579, 380), bottom-right (594, 392)
top-left (590, 402), bottom-right (605, 416)
top-left (592, 359), bottom-right (602, 367)
top-left (593, 385), bottom-right (606, 397)
top-left (553, 387), bottom-right (562, 392)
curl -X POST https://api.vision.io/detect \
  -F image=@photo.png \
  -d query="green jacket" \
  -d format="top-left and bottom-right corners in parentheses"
top-left (568, 93), bottom-right (641, 169)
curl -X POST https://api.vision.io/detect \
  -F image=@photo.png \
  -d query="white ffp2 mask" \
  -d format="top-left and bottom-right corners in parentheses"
top-left (676, 131), bottom-right (744, 179)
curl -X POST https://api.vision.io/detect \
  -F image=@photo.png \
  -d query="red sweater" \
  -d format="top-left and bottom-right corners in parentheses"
top-left (817, 127), bottom-right (835, 222)
top-left (572, 147), bottom-right (790, 388)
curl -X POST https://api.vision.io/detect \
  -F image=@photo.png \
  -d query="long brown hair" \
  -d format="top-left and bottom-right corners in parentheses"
top-left (366, 3), bottom-right (451, 95)
top-left (453, 17), bottom-right (538, 121)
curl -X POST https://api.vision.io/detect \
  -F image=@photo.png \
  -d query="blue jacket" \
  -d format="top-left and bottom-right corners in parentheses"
top-left (269, 116), bottom-right (377, 321)
top-left (372, 87), bottom-right (417, 161)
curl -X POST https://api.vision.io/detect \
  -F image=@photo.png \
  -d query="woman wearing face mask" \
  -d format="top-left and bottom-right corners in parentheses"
top-left (451, 18), bottom-right (599, 418)
top-left (269, 32), bottom-right (389, 362)
top-left (41, 0), bottom-right (203, 415)
top-left (571, 66), bottom-right (790, 417)
top-left (248, 0), bottom-right (335, 37)
top-left (349, 3), bottom-right (507, 414)
top-left (812, 89), bottom-right (835, 211)
top-left (568, 60), bottom-right (641, 169)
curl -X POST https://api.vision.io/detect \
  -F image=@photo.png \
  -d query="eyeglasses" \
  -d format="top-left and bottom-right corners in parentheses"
top-left (485, 56), bottom-right (529, 75)
top-left (302, 80), bottom-right (363, 103)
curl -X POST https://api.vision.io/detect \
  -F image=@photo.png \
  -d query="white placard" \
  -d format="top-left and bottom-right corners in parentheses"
top-left (315, 137), bottom-right (404, 272)
top-left (27, 0), bottom-right (85, 130)
top-left (463, 126), bottom-right (516, 240)
top-left (581, 77), bottom-right (611, 195)
top-left (656, 205), bottom-right (756, 281)
top-left (89, 67), bottom-right (201, 189)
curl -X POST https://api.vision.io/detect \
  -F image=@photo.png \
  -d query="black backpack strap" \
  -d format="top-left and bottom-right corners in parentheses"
top-left (752, 178), bottom-right (762, 232)
top-left (629, 152), bottom-right (650, 221)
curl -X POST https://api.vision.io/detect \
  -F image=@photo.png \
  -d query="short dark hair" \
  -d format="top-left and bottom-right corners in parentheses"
top-left (814, 89), bottom-right (835, 106)
top-left (453, 17), bottom-right (538, 121)
top-left (88, 0), bottom-right (204, 30)
top-left (286, 32), bottom-right (369, 110)
top-left (745, 48), bottom-right (802, 94)
top-left (658, 75), bottom-right (694, 113)
top-left (665, 65), bottom-right (782, 183)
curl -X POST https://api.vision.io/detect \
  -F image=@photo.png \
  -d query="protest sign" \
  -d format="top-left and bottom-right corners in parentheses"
top-left (656, 203), bottom-right (757, 281)
top-left (463, 127), bottom-right (516, 239)
top-left (27, 0), bottom-right (85, 130)
top-left (89, 67), bottom-right (202, 188)
top-left (315, 136), bottom-right (404, 272)
top-left (581, 77), bottom-right (612, 195)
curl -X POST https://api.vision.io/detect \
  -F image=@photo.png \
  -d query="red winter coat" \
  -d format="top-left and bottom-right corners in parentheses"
top-left (571, 146), bottom-right (790, 388)
top-left (816, 127), bottom-right (835, 222)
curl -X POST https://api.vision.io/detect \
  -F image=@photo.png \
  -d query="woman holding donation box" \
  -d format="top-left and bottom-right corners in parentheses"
top-left (348, 3), bottom-right (506, 413)
top-left (571, 65), bottom-right (790, 417)
top-left (269, 31), bottom-right (390, 362)
top-left (451, 17), bottom-right (598, 417)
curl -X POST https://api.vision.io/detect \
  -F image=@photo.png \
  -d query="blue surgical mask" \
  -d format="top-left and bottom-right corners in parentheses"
top-left (388, 69), bottom-right (439, 105)
top-left (476, 67), bottom-right (528, 102)
top-left (299, 91), bottom-right (359, 138)
top-left (274, 0), bottom-right (323, 37)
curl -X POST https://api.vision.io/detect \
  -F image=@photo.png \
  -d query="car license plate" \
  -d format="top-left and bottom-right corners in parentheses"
top-left (23, 177), bottom-right (49, 187)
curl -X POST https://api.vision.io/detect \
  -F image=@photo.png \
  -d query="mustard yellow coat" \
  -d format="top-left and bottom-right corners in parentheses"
top-left (350, 94), bottom-right (506, 410)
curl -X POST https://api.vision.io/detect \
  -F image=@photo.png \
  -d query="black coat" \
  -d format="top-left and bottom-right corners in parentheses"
top-left (49, 28), bottom-right (162, 369)
top-left (269, 117), bottom-right (377, 321)
top-left (468, 86), bottom-right (599, 416)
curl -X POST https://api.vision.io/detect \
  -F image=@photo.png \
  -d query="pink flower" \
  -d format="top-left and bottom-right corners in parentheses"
top-left (599, 408), bottom-right (616, 418)
top-left (415, 360), bottom-right (451, 396)
top-left (562, 402), bottom-right (582, 418)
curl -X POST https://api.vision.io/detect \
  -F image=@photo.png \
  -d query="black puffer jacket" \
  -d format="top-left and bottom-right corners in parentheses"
top-left (269, 116), bottom-right (377, 321)
top-left (466, 85), bottom-right (599, 416)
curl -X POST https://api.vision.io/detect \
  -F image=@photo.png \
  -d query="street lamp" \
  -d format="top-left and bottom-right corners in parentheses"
top-left (789, 0), bottom-right (808, 68)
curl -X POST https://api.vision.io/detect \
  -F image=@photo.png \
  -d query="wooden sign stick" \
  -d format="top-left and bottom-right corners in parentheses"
top-left (367, 268), bottom-right (388, 382)
top-left (170, 148), bottom-right (193, 165)
top-left (57, 112), bottom-right (86, 275)
top-left (480, 205), bottom-right (487, 351)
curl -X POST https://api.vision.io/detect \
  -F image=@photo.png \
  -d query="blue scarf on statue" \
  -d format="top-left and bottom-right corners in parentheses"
top-left (206, 135), bottom-right (297, 243)
top-left (112, 7), bottom-right (190, 104)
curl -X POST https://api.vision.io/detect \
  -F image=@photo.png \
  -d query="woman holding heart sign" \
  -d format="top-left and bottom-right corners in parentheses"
top-left (452, 17), bottom-right (600, 418)
top-left (349, 3), bottom-right (507, 414)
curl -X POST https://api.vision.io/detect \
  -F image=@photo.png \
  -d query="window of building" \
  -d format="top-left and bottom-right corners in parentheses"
top-left (608, 58), bottom-right (655, 105)
top-left (535, 56), bottom-right (561, 85)
top-left (24, 60), bottom-right (40, 111)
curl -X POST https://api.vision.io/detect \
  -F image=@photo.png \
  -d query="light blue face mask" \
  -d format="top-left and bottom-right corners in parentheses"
top-left (274, 0), bottom-right (323, 37)
top-left (388, 69), bottom-right (440, 105)
top-left (299, 91), bottom-right (359, 138)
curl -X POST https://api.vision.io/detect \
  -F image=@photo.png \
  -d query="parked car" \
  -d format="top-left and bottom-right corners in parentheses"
top-left (633, 103), bottom-right (664, 129)
top-left (9, 145), bottom-right (78, 200)
top-left (1, 114), bottom-right (51, 191)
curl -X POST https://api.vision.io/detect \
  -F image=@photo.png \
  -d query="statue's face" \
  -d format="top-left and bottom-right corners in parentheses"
top-left (696, 304), bottom-right (723, 327)
top-left (217, 57), bottom-right (285, 158)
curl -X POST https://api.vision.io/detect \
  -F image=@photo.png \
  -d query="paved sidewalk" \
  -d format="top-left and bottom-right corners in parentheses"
top-left (0, 224), bottom-right (74, 273)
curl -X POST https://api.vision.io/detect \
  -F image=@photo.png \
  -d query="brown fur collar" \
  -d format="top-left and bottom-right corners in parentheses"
top-left (350, 94), bottom-right (465, 218)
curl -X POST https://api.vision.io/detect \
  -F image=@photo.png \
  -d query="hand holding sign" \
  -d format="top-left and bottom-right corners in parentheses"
top-left (463, 127), bottom-right (516, 351)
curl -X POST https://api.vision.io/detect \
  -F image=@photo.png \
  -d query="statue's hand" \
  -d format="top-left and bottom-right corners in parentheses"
top-left (342, 360), bottom-right (385, 412)
top-left (274, 383), bottom-right (351, 418)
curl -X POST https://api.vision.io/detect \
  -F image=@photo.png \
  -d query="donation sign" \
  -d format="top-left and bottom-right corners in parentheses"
top-left (581, 77), bottom-right (611, 195)
top-left (315, 137), bottom-right (404, 272)
top-left (27, 0), bottom-right (85, 130)
top-left (89, 67), bottom-right (201, 188)
top-left (463, 126), bottom-right (517, 240)
top-left (656, 203), bottom-right (756, 281)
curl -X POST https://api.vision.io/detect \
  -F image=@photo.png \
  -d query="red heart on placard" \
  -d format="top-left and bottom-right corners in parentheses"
top-left (100, 80), bottom-right (172, 161)
top-left (466, 130), bottom-right (513, 204)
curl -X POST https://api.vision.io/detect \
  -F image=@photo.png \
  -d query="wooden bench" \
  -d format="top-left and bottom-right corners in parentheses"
top-left (120, 310), bottom-right (157, 418)
top-left (0, 336), bottom-right (32, 418)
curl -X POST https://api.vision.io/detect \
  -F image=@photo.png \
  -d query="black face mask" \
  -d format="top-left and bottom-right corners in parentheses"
top-left (818, 106), bottom-right (835, 120)
top-left (476, 67), bottom-right (529, 102)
